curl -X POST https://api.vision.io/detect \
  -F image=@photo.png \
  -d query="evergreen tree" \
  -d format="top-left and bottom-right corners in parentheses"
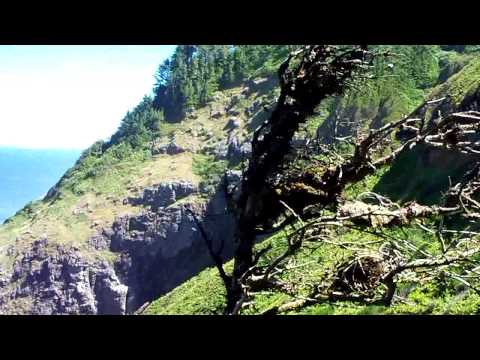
top-left (232, 47), bottom-right (248, 83)
top-left (153, 45), bottom-right (301, 122)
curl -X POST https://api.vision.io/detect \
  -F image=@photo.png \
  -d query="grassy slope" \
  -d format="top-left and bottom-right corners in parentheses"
top-left (0, 151), bottom-right (199, 267)
top-left (429, 55), bottom-right (480, 106)
top-left (309, 46), bottom-right (442, 140)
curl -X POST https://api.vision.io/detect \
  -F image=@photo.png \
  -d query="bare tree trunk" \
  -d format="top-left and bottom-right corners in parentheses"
top-left (226, 45), bottom-right (372, 313)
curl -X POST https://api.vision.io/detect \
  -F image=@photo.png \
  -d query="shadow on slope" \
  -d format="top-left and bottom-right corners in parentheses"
top-left (373, 144), bottom-right (476, 206)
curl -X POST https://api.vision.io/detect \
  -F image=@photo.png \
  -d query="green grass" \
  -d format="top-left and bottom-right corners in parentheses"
top-left (429, 56), bottom-right (480, 106)
top-left (56, 142), bottom-right (152, 198)
top-left (145, 139), bottom-right (480, 315)
top-left (144, 262), bottom-right (230, 315)
top-left (192, 153), bottom-right (228, 192)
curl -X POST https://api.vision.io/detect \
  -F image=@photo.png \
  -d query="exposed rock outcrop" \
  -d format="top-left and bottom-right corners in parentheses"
top-left (210, 133), bottom-right (251, 163)
top-left (0, 238), bottom-right (127, 315)
top-left (152, 139), bottom-right (185, 155)
top-left (245, 99), bottom-right (262, 117)
top-left (225, 169), bottom-right (243, 202)
top-left (128, 181), bottom-right (197, 210)
top-left (96, 187), bottom-right (236, 312)
top-left (227, 109), bottom-right (241, 117)
top-left (211, 110), bottom-right (224, 119)
top-left (0, 268), bottom-right (10, 287)
top-left (225, 117), bottom-right (241, 131)
top-left (227, 135), bottom-right (252, 163)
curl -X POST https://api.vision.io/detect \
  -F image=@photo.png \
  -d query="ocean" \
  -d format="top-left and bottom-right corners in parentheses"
top-left (0, 147), bottom-right (81, 223)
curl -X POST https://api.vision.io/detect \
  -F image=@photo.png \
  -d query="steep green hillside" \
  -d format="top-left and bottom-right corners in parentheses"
top-left (145, 162), bottom-right (480, 315)
top-left (145, 46), bottom-right (480, 315)
top-left (0, 80), bottom-right (275, 265)
top-left (145, 157), bottom-right (480, 315)
top-left (310, 46), bottom-right (439, 141)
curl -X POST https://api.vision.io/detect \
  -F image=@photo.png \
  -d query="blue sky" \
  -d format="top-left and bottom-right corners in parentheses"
top-left (0, 45), bottom-right (176, 149)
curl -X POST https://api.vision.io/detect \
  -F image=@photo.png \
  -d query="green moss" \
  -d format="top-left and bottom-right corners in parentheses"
top-left (437, 51), bottom-right (475, 84)
top-left (296, 302), bottom-right (388, 315)
top-left (344, 167), bottom-right (388, 200)
top-left (304, 98), bottom-right (336, 137)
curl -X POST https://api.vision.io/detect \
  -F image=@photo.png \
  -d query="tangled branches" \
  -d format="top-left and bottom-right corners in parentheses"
top-left (268, 194), bottom-right (480, 313)
top-left (234, 100), bottom-right (480, 314)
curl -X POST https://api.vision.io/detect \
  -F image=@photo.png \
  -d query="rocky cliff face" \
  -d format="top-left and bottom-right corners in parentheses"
top-left (0, 238), bottom-right (127, 314)
top-left (102, 183), bottom-right (236, 313)
top-left (0, 179), bottom-right (237, 314)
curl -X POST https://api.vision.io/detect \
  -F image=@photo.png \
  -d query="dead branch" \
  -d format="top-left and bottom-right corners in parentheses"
top-left (184, 207), bottom-right (231, 290)
top-left (228, 45), bottom-right (374, 314)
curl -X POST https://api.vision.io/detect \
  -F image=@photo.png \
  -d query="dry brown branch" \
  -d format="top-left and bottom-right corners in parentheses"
top-left (184, 207), bottom-right (232, 291)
